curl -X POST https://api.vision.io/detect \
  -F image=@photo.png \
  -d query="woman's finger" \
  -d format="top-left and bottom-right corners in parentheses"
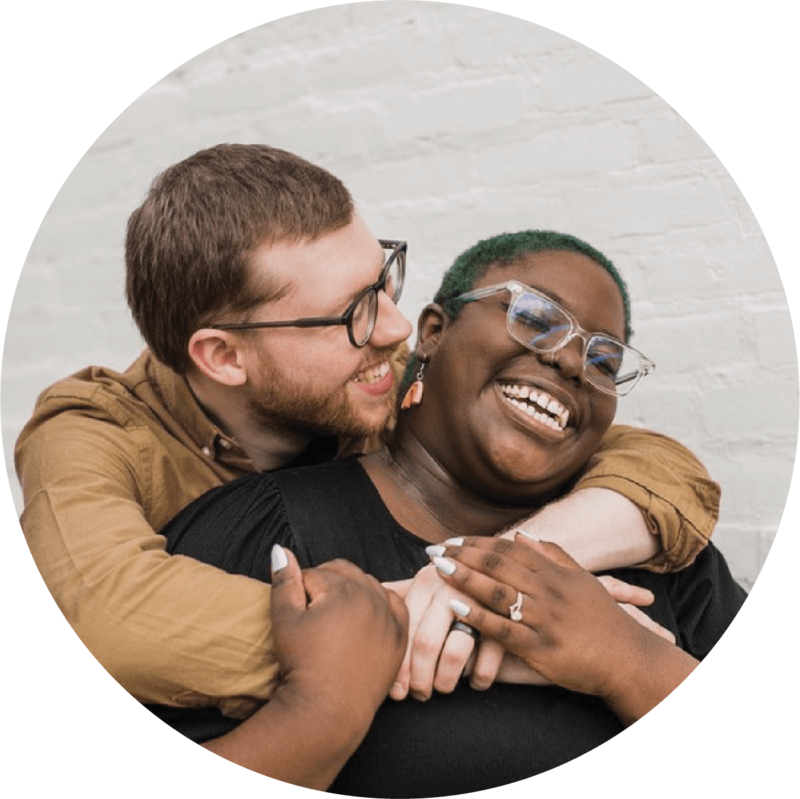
top-left (433, 536), bottom-right (574, 588)
top-left (269, 545), bottom-right (306, 614)
top-left (433, 556), bottom-right (534, 624)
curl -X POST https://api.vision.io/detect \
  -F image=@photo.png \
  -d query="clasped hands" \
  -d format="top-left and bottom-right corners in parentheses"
top-left (386, 532), bottom-right (676, 702)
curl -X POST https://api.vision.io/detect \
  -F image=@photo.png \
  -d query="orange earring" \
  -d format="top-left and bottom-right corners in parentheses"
top-left (401, 361), bottom-right (427, 410)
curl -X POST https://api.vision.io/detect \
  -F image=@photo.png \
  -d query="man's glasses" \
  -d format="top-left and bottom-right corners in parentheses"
top-left (210, 239), bottom-right (406, 348)
top-left (454, 280), bottom-right (655, 396)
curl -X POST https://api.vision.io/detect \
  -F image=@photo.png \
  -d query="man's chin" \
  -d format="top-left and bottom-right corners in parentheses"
top-left (283, 406), bottom-right (391, 441)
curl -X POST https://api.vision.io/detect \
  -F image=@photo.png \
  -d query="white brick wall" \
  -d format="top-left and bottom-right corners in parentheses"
top-left (3, 2), bottom-right (795, 598)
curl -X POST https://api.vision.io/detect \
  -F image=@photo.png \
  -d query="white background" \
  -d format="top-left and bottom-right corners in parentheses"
top-left (4, 0), bottom-right (794, 592)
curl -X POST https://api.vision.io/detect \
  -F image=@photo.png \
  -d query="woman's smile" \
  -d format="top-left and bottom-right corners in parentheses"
top-left (494, 379), bottom-right (575, 437)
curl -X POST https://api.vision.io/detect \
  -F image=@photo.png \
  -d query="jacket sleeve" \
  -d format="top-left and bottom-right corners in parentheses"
top-left (575, 425), bottom-right (721, 572)
top-left (16, 403), bottom-right (279, 718)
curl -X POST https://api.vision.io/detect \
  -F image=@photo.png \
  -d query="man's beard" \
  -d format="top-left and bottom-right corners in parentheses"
top-left (247, 351), bottom-right (397, 440)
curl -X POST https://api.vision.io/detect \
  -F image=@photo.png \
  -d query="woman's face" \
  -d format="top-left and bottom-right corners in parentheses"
top-left (415, 249), bottom-right (625, 504)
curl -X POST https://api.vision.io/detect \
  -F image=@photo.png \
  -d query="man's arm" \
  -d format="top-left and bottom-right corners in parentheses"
top-left (513, 487), bottom-right (658, 571)
top-left (17, 408), bottom-right (278, 714)
top-left (568, 424), bottom-right (720, 571)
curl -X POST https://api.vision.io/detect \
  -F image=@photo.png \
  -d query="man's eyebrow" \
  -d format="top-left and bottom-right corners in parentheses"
top-left (334, 250), bottom-right (386, 309)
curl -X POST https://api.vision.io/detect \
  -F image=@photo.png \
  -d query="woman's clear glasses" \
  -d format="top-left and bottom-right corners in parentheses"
top-left (454, 280), bottom-right (654, 396)
top-left (210, 239), bottom-right (406, 348)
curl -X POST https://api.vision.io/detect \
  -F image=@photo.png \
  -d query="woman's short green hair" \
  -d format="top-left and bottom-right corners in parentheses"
top-left (401, 230), bottom-right (631, 397)
top-left (434, 230), bottom-right (631, 338)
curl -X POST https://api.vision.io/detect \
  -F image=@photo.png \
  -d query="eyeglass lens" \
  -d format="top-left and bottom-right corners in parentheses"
top-left (508, 292), bottom-right (643, 395)
top-left (349, 246), bottom-right (405, 346)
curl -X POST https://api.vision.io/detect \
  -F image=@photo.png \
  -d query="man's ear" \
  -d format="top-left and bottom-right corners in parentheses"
top-left (415, 303), bottom-right (450, 361)
top-left (187, 329), bottom-right (248, 387)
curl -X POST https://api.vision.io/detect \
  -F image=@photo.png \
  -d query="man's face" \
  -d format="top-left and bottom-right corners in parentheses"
top-left (240, 216), bottom-right (413, 439)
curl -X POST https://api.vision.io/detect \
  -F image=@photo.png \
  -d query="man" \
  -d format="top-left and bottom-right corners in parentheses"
top-left (16, 143), bottom-right (719, 719)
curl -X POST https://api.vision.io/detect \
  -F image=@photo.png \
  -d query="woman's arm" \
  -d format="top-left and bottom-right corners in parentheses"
top-left (203, 548), bottom-right (408, 789)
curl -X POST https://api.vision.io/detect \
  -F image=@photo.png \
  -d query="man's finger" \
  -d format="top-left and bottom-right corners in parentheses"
top-left (597, 575), bottom-right (655, 607)
top-left (469, 638), bottom-right (505, 691)
top-left (432, 629), bottom-right (475, 694)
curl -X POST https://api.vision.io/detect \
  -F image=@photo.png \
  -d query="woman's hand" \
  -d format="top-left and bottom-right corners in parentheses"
top-left (203, 547), bottom-right (409, 789)
top-left (432, 537), bottom-right (697, 724)
top-left (386, 545), bottom-right (667, 701)
top-left (272, 548), bottom-right (409, 722)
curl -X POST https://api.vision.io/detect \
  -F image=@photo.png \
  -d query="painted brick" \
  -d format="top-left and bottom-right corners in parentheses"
top-left (3, 2), bottom-right (794, 594)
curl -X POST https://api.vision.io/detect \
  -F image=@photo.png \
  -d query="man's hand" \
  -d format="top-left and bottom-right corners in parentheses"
top-left (387, 565), bottom-right (479, 700)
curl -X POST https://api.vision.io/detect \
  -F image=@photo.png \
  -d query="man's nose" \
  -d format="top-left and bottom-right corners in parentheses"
top-left (370, 291), bottom-right (413, 347)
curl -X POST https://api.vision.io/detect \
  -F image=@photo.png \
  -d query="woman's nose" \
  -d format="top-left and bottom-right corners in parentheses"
top-left (540, 336), bottom-right (585, 384)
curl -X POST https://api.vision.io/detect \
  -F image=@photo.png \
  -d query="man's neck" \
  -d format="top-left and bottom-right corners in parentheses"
top-left (186, 373), bottom-right (312, 471)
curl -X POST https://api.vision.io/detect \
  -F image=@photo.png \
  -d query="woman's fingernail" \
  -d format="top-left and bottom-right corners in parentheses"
top-left (425, 545), bottom-right (447, 558)
top-left (271, 544), bottom-right (289, 572)
top-left (444, 537), bottom-right (464, 546)
top-left (449, 599), bottom-right (471, 617)
top-left (433, 557), bottom-right (457, 576)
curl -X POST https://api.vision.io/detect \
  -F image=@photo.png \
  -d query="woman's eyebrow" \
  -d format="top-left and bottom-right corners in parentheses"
top-left (524, 282), bottom-right (623, 340)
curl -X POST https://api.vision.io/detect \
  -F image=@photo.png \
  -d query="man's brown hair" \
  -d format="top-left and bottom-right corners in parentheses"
top-left (125, 143), bottom-right (354, 373)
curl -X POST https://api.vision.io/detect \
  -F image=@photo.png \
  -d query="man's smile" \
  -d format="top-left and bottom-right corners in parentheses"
top-left (351, 360), bottom-right (394, 395)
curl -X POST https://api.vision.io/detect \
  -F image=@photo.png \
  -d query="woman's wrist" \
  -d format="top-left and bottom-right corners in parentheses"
top-left (598, 630), bottom-right (698, 726)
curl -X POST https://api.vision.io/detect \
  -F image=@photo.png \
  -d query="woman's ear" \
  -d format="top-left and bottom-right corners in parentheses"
top-left (187, 329), bottom-right (248, 387)
top-left (414, 303), bottom-right (449, 361)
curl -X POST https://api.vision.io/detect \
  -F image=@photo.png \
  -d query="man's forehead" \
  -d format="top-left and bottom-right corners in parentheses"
top-left (246, 223), bottom-right (384, 310)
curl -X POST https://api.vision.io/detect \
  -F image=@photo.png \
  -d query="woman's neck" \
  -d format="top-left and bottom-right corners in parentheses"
top-left (360, 424), bottom-right (538, 544)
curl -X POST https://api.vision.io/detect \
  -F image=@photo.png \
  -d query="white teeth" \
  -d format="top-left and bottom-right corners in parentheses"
top-left (355, 361), bottom-right (389, 384)
top-left (499, 383), bottom-right (571, 431)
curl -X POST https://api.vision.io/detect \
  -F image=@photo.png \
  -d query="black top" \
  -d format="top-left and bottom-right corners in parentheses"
top-left (153, 458), bottom-right (746, 797)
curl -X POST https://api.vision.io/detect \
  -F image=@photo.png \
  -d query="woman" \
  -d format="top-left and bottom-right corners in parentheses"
top-left (159, 230), bottom-right (745, 795)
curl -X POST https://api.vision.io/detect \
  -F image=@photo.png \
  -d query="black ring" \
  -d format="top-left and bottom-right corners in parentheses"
top-left (449, 620), bottom-right (479, 640)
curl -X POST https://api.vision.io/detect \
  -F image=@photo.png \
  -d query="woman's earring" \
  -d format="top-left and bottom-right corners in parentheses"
top-left (401, 361), bottom-right (427, 410)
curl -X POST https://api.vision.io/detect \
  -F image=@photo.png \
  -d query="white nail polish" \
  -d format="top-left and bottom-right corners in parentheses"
top-left (449, 599), bottom-right (471, 617)
top-left (444, 537), bottom-right (464, 546)
top-left (271, 544), bottom-right (289, 572)
top-left (425, 545), bottom-right (446, 558)
top-left (433, 557), bottom-right (457, 576)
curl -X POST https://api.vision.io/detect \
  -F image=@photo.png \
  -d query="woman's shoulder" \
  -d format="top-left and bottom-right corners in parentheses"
top-left (161, 468), bottom-right (296, 578)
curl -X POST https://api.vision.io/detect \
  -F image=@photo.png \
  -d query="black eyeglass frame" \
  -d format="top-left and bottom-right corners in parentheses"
top-left (209, 239), bottom-right (407, 348)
